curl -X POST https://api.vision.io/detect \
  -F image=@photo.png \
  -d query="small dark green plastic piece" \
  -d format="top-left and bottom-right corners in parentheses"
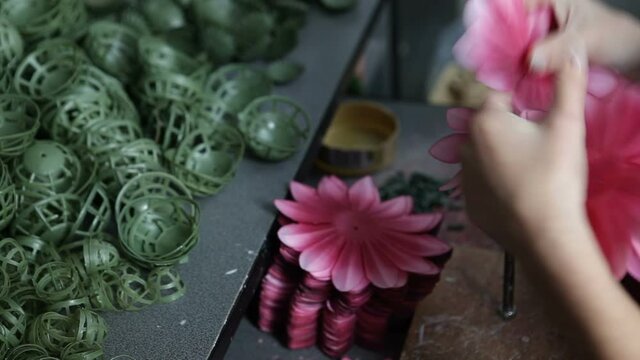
top-left (234, 11), bottom-right (275, 61)
top-left (238, 95), bottom-right (310, 161)
top-left (84, 21), bottom-right (139, 83)
top-left (142, 0), bottom-right (186, 33)
top-left (265, 25), bottom-right (298, 60)
top-left (138, 36), bottom-right (199, 75)
top-left (267, 60), bottom-right (304, 85)
top-left (320, 0), bottom-right (358, 12)
top-left (200, 26), bottom-right (236, 64)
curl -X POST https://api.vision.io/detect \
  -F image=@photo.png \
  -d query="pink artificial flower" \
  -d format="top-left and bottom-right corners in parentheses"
top-left (584, 85), bottom-right (640, 279)
top-left (274, 176), bottom-right (451, 292)
top-left (454, 0), bottom-right (620, 111)
top-left (431, 86), bottom-right (640, 280)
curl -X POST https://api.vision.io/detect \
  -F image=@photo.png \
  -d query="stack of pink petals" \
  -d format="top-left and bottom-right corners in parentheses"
top-left (431, 0), bottom-right (640, 280)
top-left (257, 176), bottom-right (452, 357)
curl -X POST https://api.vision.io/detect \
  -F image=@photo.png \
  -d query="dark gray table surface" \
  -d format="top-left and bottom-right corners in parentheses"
top-left (226, 101), bottom-right (458, 360)
top-left (103, 3), bottom-right (383, 360)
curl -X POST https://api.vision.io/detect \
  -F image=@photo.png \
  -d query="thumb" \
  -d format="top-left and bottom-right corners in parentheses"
top-left (548, 50), bottom-right (588, 128)
top-left (529, 32), bottom-right (581, 73)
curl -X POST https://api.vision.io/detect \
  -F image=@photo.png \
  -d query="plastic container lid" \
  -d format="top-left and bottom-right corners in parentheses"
top-left (316, 101), bottom-right (399, 176)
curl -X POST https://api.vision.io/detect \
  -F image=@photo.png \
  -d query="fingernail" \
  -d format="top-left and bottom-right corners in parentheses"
top-left (569, 48), bottom-right (587, 71)
top-left (530, 51), bottom-right (546, 72)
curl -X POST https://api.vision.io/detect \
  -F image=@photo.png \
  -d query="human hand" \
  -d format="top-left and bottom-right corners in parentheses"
top-left (461, 54), bottom-right (590, 258)
top-left (527, 0), bottom-right (640, 74)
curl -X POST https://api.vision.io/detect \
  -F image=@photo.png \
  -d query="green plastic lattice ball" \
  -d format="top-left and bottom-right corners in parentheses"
top-left (0, 159), bottom-right (17, 231)
top-left (203, 64), bottom-right (272, 116)
top-left (115, 171), bottom-right (192, 216)
top-left (13, 39), bottom-right (86, 100)
top-left (12, 193), bottom-right (81, 245)
top-left (117, 196), bottom-right (199, 268)
top-left (168, 122), bottom-right (245, 196)
top-left (0, 94), bottom-right (40, 158)
top-left (13, 140), bottom-right (82, 196)
top-left (0, 238), bottom-right (28, 281)
top-left (33, 261), bottom-right (80, 302)
top-left (238, 95), bottom-right (310, 161)
top-left (0, 298), bottom-right (27, 347)
top-left (148, 266), bottom-right (186, 304)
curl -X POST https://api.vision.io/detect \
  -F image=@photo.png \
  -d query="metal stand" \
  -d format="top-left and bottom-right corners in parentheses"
top-left (500, 252), bottom-right (517, 320)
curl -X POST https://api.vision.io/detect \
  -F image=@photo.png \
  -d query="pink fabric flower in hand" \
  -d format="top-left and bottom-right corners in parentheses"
top-left (275, 176), bottom-right (451, 292)
top-left (585, 86), bottom-right (640, 279)
top-left (454, 0), bottom-right (620, 111)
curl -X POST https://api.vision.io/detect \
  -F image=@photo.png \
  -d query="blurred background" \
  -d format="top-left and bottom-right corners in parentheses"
top-left (356, 0), bottom-right (640, 103)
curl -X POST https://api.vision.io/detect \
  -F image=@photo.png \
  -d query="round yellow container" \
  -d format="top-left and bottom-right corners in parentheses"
top-left (316, 101), bottom-right (398, 176)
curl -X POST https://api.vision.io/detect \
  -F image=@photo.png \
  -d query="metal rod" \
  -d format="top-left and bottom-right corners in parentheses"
top-left (389, 0), bottom-right (400, 99)
top-left (500, 252), bottom-right (517, 320)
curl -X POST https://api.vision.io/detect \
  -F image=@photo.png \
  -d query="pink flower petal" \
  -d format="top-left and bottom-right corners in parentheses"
top-left (374, 235), bottom-right (440, 275)
top-left (588, 67), bottom-right (619, 99)
top-left (362, 240), bottom-right (405, 289)
top-left (331, 240), bottom-right (367, 292)
top-left (382, 213), bottom-right (443, 233)
top-left (348, 176), bottom-right (380, 211)
top-left (278, 224), bottom-right (335, 252)
top-left (369, 196), bottom-right (413, 219)
top-left (446, 108), bottom-right (474, 132)
top-left (274, 199), bottom-right (329, 224)
top-left (387, 231), bottom-right (452, 257)
top-left (588, 196), bottom-right (631, 279)
top-left (318, 176), bottom-right (348, 204)
top-left (439, 171), bottom-right (462, 192)
top-left (513, 74), bottom-right (554, 111)
top-left (299, 234), bottom-right (344, 274)
top-left (290, 181), bottom-right (319, 204)
top-left (429, 134), bottom-right (468, 164)
top-left (626, 241), bottom-right (640, 281)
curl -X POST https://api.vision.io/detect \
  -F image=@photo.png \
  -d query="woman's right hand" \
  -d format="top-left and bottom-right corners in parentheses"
top-left (527, 0), bottom-right (640, 74)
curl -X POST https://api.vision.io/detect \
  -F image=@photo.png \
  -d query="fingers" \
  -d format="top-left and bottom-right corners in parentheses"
top-left (529, 32), bottom-right (584, 73)
top-left (482, 91), bottom-right (512, 112)
top-left (524, 0), bottom-right (552, 11)
top-left (549, 50), bottom-right (588, 122)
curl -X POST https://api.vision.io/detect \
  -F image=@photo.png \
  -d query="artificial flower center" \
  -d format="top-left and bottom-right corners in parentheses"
top-left (332, 211), bottom-right (371, 240)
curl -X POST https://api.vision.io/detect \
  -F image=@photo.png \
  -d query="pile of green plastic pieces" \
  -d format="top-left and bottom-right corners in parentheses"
top-left (379, 172), bottom-right (449, 213)
top-left (0, 0), bottom-right (357, 358)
